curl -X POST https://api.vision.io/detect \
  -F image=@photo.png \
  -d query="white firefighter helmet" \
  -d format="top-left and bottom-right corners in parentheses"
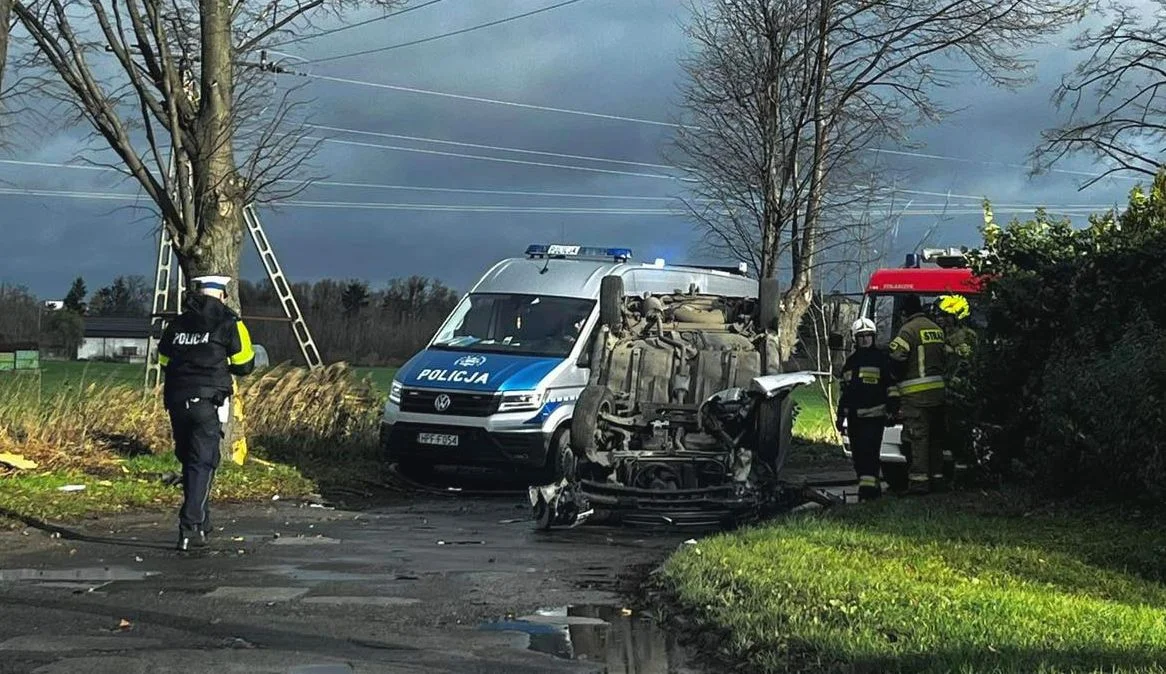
top-left (850, 317), bottom-right (877, 338)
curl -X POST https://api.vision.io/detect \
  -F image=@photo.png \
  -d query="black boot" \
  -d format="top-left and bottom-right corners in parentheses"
top-left (177, 528), bottom-right (202, 551)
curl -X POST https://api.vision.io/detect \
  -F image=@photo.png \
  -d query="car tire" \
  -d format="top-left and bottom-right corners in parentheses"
top-left (599, 275), bottom-right (623, 332)
top-left (759, 277), bottom-right (781, 332)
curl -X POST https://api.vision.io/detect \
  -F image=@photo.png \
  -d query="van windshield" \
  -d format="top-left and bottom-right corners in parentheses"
top-left (430, 293), bottom-right (595, 358)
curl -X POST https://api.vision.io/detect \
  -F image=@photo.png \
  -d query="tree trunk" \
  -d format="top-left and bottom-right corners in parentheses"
top-left (775, 0), bottom-right (832, 364)
top-left (183, 0), bottom-right (249, 462)
top-left (0, 0), bottom-right (12, 97)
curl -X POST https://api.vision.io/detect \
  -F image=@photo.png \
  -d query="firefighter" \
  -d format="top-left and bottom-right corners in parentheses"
top-left (158, 275), bottom-right (256, 551)
top-left (935, 294), bottom-right (977, 476)
top-left (935, 295), bottom-right (976, 362)
top-left (835, 317), bottom-right (896, 501)
top-left (888, 294), bottom-right (948, 494)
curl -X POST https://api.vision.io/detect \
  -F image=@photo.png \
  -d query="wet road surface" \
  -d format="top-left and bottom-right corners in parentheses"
top-left (0, 492), bottom-right (706, 673)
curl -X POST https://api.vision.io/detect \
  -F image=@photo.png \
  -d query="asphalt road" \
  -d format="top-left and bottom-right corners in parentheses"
top-left (0, 489), bottom-right (706, 674)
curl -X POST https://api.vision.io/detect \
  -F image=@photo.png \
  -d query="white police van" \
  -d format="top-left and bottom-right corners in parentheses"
top-left (380, 244), bottom-right (756, 478)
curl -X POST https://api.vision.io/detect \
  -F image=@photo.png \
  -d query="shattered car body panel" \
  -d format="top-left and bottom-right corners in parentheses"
top-left (530, 287), bottom-right (815, 529)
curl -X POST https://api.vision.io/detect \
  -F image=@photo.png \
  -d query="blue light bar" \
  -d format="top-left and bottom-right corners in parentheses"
top-left (525, 244), bottom-right (633, 261)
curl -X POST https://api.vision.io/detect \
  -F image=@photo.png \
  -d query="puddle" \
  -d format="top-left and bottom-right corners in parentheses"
top-left (480, 604), bottom-right (693, 671)
top-left (244, 564), bottom-right (374, 582)
top-left (0, 567), bottom-right (158, 582)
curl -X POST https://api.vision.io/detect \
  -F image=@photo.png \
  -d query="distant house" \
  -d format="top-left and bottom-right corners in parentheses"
top-left (77, 316), bottom-right (270, 368)
top-left (79, 317), bottom-right (158, 363)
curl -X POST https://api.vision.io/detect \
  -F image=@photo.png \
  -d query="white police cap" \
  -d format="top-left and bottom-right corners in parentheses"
top-left (192, 275), bottom-right (232, 290)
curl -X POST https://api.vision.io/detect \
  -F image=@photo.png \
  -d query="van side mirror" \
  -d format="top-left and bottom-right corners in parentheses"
top-left (828, 332), bottom-right (844, 350)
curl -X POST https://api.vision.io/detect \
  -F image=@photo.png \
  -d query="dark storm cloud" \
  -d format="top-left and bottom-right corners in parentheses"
top-left (0, 0), bottom-right (1152, 299)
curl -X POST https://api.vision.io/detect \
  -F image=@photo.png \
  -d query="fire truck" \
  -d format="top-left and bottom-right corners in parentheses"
top-left (838, 247), bottom-right (985, 491)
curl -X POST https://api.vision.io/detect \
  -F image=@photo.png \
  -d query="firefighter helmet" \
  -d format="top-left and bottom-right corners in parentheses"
top-left (935, 294), bottom-right (970, 320)
top-left (850, 317), bottom-right (877, 338)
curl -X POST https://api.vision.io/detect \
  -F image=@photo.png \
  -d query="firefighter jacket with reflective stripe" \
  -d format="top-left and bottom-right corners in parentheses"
top-left (159, 294), bottom-right (255, 406)
top-left (888, 313), bottom-right (947, 406)
top-left (946, 326), bottom-right (977, 360)
top-left (837, 346), bottom-right (896, 419)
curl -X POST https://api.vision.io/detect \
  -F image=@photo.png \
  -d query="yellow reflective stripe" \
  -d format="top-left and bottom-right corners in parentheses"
top-left (887, 386), bottom-right (901, 398)
top-left (858, 476), bottom-right (879, 486)
top-left (228, 321), bottom-right (255, 365)
top-left (856, 405), bottom-right (885, 417)
top-left (889, 336), bottom-right (910, 353)
top-left (158, 354), bottom-right (170, 366)
top-left (898, 376), bottom-right (946, 395)
top-left (917, 341), bottom-right (926, 378)
top-left (859, 367), bottom-right (881, 377)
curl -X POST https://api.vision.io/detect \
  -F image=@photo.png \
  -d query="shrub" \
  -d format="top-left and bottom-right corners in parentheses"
top-left (964, 169), bottom-right (1166, 502)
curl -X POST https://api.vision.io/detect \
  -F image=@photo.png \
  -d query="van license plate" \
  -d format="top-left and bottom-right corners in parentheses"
top-left (418, 433), bottom-right (458, 447)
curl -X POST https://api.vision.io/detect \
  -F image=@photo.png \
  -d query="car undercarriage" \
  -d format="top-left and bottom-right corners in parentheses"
top-left (530, 276), bottom-right (816, 529)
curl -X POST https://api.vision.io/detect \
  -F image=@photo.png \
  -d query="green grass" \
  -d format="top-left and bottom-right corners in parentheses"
top-left (660, 490), bottom-right (1166, 673)
top-left (0, 454), bottom-right (312, 523)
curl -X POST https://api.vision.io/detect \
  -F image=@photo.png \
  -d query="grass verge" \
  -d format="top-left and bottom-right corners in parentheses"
top-left (657, 489), bottom-right (1166, 674)
top-left (0, 362), bottom-right (385, 525)
top-left (0, 454), bottom-right (312, 522)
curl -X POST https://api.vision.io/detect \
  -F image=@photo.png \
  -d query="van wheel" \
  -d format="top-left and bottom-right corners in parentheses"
top-left (543, 427), bottom-right (576, 482)
top-left (599, 276), bottom-right (624, 332)
top-left (571, 385), bottom-right (614, 457)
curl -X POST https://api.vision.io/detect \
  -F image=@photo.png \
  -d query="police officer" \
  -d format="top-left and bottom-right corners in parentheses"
top-left (887, 295), bottom-right (948, 494)
top-left (835, 317), bottom-right (896, 501)
top-left (158, 275), bottom-right (255, 551)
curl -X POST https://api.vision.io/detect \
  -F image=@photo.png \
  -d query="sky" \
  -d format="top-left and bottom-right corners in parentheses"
top-left (0, 0), bottom-right (1153, 300)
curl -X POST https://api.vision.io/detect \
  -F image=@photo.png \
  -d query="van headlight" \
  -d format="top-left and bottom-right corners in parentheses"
top-left (499, 390), bottom-right (542, 412)
top-left (389, 380), bottom-right (403, 404)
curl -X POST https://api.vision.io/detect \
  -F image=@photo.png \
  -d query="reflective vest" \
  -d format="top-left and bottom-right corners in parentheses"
top-left (888, 313), bottom-right (947, 406)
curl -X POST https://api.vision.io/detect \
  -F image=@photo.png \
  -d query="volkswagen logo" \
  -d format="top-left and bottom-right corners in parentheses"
top-left (454, 354), bottom-right (487, 368)
top-left (434, 394), bottom-right (452, 412)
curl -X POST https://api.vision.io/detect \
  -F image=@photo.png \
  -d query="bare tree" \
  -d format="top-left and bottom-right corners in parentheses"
top-left (8, 0), bottom-right (404, 309)
top-left (0, 0), bottom-right (11, 96)
top-left (1036, 1), bottom-right (1166, 188)
top-left (672, 0), bottom-right (1089, 360)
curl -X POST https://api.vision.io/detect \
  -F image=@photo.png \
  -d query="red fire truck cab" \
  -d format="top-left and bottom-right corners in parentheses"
top-left (839, 247), bottom-right (985, 490)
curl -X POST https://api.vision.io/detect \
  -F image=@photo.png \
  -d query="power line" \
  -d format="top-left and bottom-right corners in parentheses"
top-left (267, 0), bottom-right (448, 48)
top-left (301, 0), bottom-right (590, 65)
top-left (0, 157), bottom-right (689, 196)
top-left (306, 123), bottom-right (675, 169)
top-left (0, 185), bottom-right (1117, 217)
top-left (0, 158), bottom-right (1125, 211)
top-left (309, 135), bottom-right (686, 180)
top-left (867, 148), bottom-right (1141, 181)
top-left (294, 73), bottom-right (683, 128)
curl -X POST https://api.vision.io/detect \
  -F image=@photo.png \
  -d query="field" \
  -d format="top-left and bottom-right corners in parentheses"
top-left (14, 359), bottom-right (835, 439)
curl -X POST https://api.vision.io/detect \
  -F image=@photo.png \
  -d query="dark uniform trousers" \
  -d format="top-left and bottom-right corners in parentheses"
top-left (847, 415), bottom-right (885, 486)
top-left (168, 396), bottom-right (223, 534)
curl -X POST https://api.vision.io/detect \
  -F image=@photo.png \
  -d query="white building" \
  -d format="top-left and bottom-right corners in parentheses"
top-left (78, 317), bottom-right (155, 363)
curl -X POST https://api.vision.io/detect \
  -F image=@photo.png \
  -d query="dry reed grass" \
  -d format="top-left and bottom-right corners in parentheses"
top-left (0, 363), bottom-right (383, 473)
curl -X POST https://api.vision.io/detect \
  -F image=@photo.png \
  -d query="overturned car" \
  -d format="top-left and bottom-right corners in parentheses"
top-left (529, 275), bottom-right (815, 529)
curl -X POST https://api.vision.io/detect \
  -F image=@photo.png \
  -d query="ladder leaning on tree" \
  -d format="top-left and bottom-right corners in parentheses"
top-left (144, 203), bottom-right (323, 394)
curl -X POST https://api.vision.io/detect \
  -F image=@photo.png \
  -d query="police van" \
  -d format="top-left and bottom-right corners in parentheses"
top-left (380, 244), bottom-right (757, 478)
